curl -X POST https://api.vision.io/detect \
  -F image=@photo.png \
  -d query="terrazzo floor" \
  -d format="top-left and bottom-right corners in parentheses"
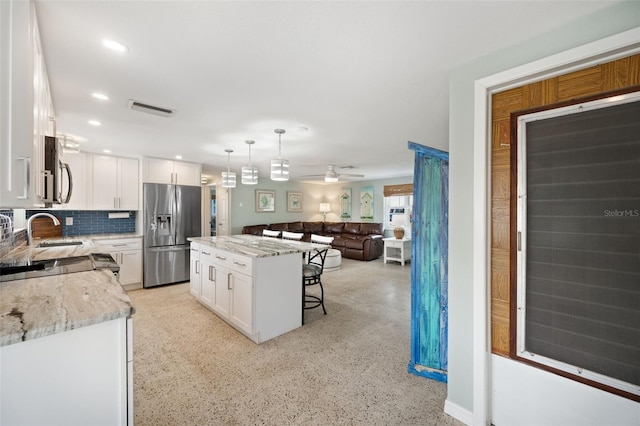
top-left (127, 257), bottom-right (463, 426)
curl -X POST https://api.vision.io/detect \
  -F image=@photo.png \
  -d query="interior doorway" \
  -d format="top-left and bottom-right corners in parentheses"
top-left (209, 186), bottom-right (216, 236)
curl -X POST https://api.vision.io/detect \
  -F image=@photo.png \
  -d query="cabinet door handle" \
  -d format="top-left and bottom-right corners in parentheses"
top-left (195, 260), bottom-right (199, 274)
top-left (17, 157), bottom-right (30, 199)
top-left (209, 265), bottom-right (214, 281)
top-left (227, 273), bottom-right (232, 290)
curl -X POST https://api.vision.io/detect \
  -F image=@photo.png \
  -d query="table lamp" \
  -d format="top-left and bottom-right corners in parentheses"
top-left (319, 203), bottom-right (331, 222)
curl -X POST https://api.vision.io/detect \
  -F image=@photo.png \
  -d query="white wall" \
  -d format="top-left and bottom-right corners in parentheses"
top-left (446, 2), bottom-right (640, 424)
top-left (225, 176), bottom-right (413, 234)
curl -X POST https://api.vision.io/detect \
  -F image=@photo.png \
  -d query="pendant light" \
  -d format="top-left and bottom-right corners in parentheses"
top-left (270, 128), bottom-right (289, 181)
top-left (241, 140), bottom-right (259, 185)
top-left (221, 149), bottom-right (236, 188)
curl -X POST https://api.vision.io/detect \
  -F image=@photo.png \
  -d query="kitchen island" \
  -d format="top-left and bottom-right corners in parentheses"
top-left (189, 235), bottom-right (329, 343)
top-left (0, 238), bottom-right (135, 425)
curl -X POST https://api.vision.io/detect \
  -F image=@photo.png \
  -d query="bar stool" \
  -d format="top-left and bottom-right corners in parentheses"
top-left (302, 234), bottom-right (333, 323)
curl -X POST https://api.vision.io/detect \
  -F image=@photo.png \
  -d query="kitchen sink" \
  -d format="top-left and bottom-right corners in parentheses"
top-left (0, 254), bottom-right (118, 282)
top-left (37, 240), bottom-right (83, 248)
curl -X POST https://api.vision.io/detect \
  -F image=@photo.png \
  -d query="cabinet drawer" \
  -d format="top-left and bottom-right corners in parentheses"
top-left (211, 249), bottom-right (253, 275)
top-left (229, 253), bottom-right (253, 276)
top-left (190, 243), bottom-right (201, 259)
top-left (200, 246), bottom-right (214, 261)
top-left (93, 237), bottom-right (142, 251)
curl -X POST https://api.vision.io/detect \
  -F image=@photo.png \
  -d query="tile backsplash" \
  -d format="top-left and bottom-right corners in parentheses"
top-left (25, 210), bottom-right (137, 236)
top-left (0, 210), bottom-right (136, 257)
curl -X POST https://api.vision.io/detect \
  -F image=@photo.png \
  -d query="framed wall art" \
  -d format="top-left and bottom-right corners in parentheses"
top-left (287, 191), bottom-right (303, 212)
top-left (340, 188), bottom-right (352, 220)
top-left (256, 190), bottom-right (275, 212)
top-left (360, 186), bottom-right (374, 221)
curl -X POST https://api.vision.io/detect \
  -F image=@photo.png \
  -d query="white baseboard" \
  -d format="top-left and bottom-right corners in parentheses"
top-left (444, 399), bottom-right (473, 425)
top-left (122, 282), bottom-right (142, 291)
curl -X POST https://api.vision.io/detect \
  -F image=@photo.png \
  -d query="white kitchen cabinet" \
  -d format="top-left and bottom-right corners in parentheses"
top-left (0, 1), bottom-right (52, 208)
top-left (190, 239), bottom-right (305, 343)
top-left (228, 268), bottom-right (253, 334)
top-left (199, 246), bottom-right (215, 309)
top-left (0, 317), bottom-right (132, 425)
top-left (189, 242), bottom-right (201, 297)
top-left (93, 237), bottom-right (142, 287)
top-left (92, 155), bottom-right (139, 210)
top-left (143, 157), bottom-right (202, 186)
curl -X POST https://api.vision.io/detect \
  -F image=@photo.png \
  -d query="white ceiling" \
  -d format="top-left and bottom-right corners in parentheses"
top-left (34, 0), bottom-right (618, 183)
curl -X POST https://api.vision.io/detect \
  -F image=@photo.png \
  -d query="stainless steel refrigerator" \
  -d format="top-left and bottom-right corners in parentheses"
top-left (143, 183), bottom-right (201, 288)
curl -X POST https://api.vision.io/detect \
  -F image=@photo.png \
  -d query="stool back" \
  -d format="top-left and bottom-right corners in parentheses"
top-left (282, 231), bottom-right (304, 241)
top-left (262, 229), bottom-right (281, 238)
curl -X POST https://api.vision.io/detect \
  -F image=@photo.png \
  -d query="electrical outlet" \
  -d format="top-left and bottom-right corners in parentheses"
top-left (66, 217), bottom-right (73, 226)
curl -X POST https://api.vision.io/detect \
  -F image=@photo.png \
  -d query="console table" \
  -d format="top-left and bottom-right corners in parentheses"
top-left (383, 237), bottom-right (411, 266)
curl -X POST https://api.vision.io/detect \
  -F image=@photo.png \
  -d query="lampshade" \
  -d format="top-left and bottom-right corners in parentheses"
top-left (319, 203), bottom-right (331, 213)
top-left (271, 129), bottom-right (289, 181)
top-left (221, 149), bottom-right (236, 188)
top-left (241, 140), bottom-right (258, 185)
top-left (391, 214), bottom-right (406, 227)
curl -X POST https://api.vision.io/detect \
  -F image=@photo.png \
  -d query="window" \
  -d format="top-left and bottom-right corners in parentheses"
top-left (384, 184), bottom-right (413, 231)
top-left (514, 91), bottom-right (640, 399)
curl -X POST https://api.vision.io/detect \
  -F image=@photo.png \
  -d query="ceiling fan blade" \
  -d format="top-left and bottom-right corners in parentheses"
top-left (299, 174), bottom-right (326, 178)
top-left (338, 173), bottom-right (365, 177)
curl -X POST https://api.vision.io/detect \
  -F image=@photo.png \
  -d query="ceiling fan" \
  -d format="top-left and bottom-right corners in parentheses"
top-left (301, 165), bottom-right (364, 182)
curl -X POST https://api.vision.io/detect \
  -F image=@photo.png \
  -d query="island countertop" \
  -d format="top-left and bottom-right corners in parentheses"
top-left (189, 235), bottom-right (330, 258)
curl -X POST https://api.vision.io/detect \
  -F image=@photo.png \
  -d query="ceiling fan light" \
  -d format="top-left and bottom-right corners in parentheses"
top-left (324, 175), bottom-right (338, 183)
top-left (241, 166), bottom-right (259, 185)
top-left (271, 159), bottom-right (290, 181)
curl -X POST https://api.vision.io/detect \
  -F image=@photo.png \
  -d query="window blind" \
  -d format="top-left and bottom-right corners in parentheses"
top-left (523, 98), bottom-right (640, 389)
top-left (383, 183), bottom-right (413, 197)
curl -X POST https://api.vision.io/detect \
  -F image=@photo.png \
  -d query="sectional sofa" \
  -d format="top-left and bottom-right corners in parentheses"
top-left (242, 221), bottom-right (384, 261)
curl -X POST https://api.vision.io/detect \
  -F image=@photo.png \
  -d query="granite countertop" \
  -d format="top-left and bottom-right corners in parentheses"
top-left (189, 235), bottom-right (330, 258)
top-left (2, 233), bottom-right (142, 264)
top-left (0, 233), bottom-right (139, 347)
top-left (0, 268), bottom-right (135, 347)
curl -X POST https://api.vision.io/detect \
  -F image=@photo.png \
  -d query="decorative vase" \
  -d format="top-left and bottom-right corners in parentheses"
top-left (393, 227), bottom-right (405, 239)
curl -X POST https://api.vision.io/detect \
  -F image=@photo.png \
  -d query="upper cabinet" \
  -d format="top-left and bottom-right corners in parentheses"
top-left (92, 155), bottom-right (139, 210)
top-left (0, 1), bottom-right (53, 208)
top-left (143, 158), bottom-right (201, 186)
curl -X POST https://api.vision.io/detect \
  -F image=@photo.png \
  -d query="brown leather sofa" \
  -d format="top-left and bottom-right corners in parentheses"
top-left (242, 221), bottom-right (384, 261)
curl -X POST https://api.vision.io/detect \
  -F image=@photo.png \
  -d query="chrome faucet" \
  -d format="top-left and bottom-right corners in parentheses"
top-left (27, 213), bottom-right (61, 245)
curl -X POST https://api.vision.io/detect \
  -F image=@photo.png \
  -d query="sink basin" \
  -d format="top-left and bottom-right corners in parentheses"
top-left (37, 240), bottom-right (83, 248)
top-left (0, 256), bottom-right (94, 281)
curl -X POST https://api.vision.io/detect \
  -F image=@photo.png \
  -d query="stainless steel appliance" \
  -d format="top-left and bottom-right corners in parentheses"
top-left (143, 183), bottom-right (201, 288)
top-left (43, 136), bottom-right (73, 207)
top-left (0, 253), bottom-right (120, 282)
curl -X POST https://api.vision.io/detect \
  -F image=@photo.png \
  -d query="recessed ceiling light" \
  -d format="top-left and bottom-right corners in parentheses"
top-left (102, 39), bottom-right (128, 53)
top-left (88, 120), bottom-right (102, 126)
top-left (175, 155), bottom-right (182, 160)
top-left (103, 149), bottom-right (111, 154)
top-left (92, 92), bottom-right (110, 101)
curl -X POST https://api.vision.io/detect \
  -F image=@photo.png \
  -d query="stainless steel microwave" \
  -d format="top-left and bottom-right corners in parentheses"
top-left (43, 136), bottom-right (73, 206)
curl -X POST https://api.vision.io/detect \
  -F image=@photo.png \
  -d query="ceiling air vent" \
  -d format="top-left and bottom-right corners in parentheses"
top-left (127, 99), bottom-right (175, 117)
